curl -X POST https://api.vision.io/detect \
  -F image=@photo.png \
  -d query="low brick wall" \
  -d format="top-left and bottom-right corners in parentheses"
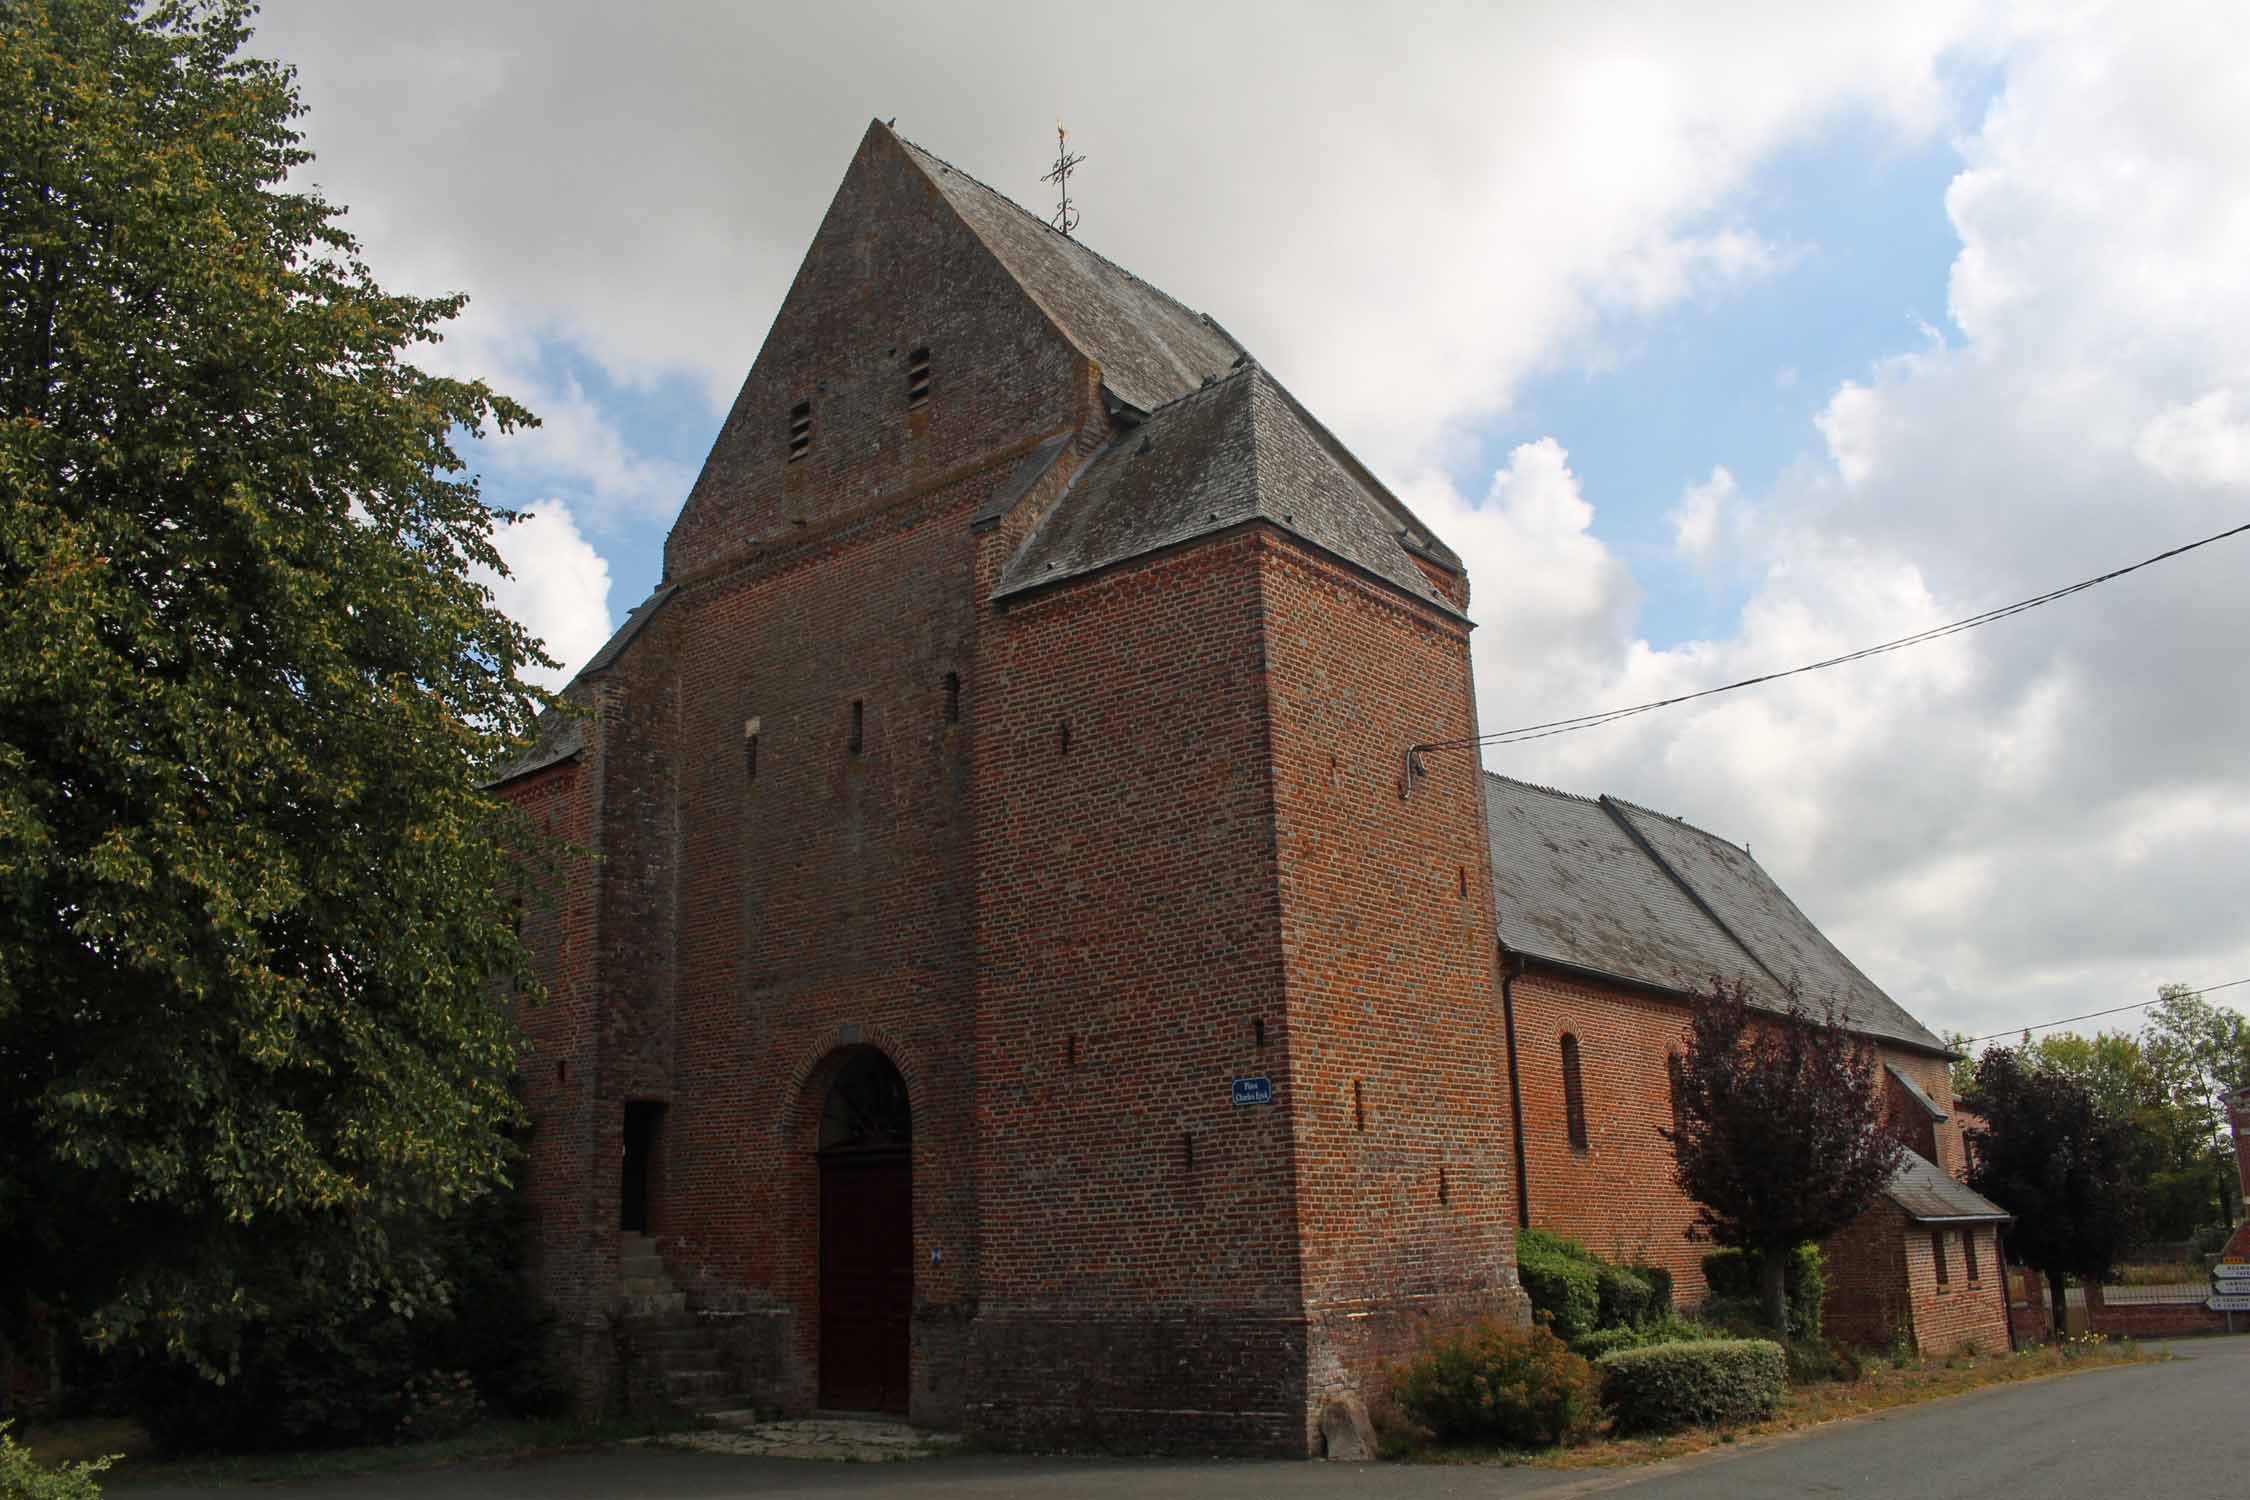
top-left (2084, 1284), bottom-right (2239, 1340)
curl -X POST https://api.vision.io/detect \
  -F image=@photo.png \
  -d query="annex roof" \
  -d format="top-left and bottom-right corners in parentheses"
top-left (1887, 1062), bottom-right (1950, 1121)
top-left (994, 362), bottom-right (1463, 612)
top-left (488, 584), bottom-right (675, 786)
top-left (1886, 1148), bottom-right (2011, 1225)
top-left (1483, 773), bottom-right (1950, 1055)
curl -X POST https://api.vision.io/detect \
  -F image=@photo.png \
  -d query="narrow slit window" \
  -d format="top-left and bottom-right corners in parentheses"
top-left (1561, 1034), bottom-right (1589, 1149)
top-left (1932, 1230), bottom-right (1949, 1284)
top-left (1352, 1078), bottom-right (1366, 1132)
top-left (1253, 1017), bottom-right (1266, 1049)
top-left (1183, 1132), bottom-right (1195, 1171)
top-left (1438, 1165), bottom-right (1449, 1205)
top-left (849, 699), bottom-right (864, 755)
top-left (1963, 1228), bottom-right (1980, 1282)
top-left (944, 671), bottom-right (961, 725)
top-left (906, 346), bottom-right (931, 406)
top-left (1057, 720), bottom-right (1071, 756)
top-left (788, 400), bottom-right (813, 461)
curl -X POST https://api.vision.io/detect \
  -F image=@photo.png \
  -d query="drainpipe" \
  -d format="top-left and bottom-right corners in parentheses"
top-left (1500, 948), bottom-right (1531, 1229)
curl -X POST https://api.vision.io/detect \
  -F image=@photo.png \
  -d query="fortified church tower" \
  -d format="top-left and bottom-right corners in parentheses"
top-left (494, 121), bottom-right (1528, 1455)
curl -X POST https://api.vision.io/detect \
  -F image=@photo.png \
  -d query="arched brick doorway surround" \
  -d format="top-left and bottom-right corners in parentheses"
top-left (815, 1046), bottom-right (912, 1413)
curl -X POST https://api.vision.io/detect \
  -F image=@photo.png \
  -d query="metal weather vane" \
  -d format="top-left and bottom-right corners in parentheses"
top-left (1043, 122), bottom-right (1085, 237)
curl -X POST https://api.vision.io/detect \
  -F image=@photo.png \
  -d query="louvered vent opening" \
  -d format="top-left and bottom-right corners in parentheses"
top-left (787, 400), bottom-right (813, 461)
top-left (906, 346), bottom-right (931, 406)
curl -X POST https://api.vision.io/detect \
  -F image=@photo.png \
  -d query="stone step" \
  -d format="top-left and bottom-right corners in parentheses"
top-left (618, 1290), bottom-right (686, 1317)
top-left (663, 1368), bottom-right (733, 1401)
top-left (700, 1408), bottom-right (765, 1427)
top-left (620, 1275), bottom-right (676, 1297)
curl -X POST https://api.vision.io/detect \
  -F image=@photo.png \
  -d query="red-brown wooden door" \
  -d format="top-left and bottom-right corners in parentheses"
top-left (818, 1148), bottom-right (911, 1413)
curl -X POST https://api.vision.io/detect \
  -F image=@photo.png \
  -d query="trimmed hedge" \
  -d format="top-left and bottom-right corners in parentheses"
top-left (1390, 1321), bottom-right (1603, 1448)
top-left (1571, 1312), bottom-right (1718, 1361)
top-left (1595, 1338), bottom-right (1787, 1433)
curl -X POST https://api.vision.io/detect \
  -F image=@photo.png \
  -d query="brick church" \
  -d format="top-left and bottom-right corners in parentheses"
top-left (493, 121), bottom-right (2006, 1454)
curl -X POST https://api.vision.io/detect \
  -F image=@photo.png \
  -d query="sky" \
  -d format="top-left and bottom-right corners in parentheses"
top-left (249, 0), bottom-right (2250, 1050)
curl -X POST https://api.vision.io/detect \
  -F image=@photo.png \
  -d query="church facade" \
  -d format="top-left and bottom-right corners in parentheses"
top-left (494, 122), bottom-right (1528, 1454)
top-left (494, 122), bottom-right (2010, 1453)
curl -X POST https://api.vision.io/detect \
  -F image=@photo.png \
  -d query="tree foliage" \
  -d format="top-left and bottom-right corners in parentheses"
top-left (1665, 978), bottom-right (1905, 1333)
top-left (0, 0), bottom-right (549, 1381)
top-left (1963, 1047), bottom-right (2142, 1332)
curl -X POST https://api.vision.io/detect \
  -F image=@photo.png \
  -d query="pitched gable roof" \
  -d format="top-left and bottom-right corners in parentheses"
top-left (993, 362), bottom-right (1463, 613)
top-left (1484, 772), bottom-right (1950, 1055)
top-left (1886, 1148), bottom-right (2010, 1224)
top-left (895, 134), bottom-right (1243, 413)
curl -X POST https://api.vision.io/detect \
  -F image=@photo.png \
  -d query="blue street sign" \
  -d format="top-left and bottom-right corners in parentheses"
top-left (1232, 1076), bottom-right (1274, 1107)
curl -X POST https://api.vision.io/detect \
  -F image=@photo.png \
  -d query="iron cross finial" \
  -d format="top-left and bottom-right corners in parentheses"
top-left (1043, 122), bottom-right (1086, 238)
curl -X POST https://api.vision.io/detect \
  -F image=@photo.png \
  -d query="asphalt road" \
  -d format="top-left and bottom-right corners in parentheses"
top-left (128, 1336), bottom-right (2247, 1500)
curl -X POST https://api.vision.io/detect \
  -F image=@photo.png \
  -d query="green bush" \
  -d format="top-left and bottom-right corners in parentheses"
top-left (119, 1169), bottom-right (562, 1453)
top-left (1595, 1264), bottom-right (1655, 1329)
top-left (1390, 1321), bottom-right (1603, 1448)
top-left (1699, 1244), bottom-right (1826, 1339)
top-left (1595, 1338), bottom-right (1787, 1433)
top-left (1571, 1313), bottom-right (1717, 1361)
top-left (1628, 1263), bottom-right (1675, 1320)
top-left (0, 1422), bottom-right (114, 1500)
top-left (1517, 1250), bottom-right (1603, 1342)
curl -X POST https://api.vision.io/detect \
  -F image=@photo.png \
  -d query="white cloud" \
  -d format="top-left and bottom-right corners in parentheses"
top-left (1471, 3), bottom-right (2250, 1041)
top-left (1669, 467), bottom-right (1738, 560)
top-left (2136, 390), bottom-right (2250, 488)
top-left (479, 501), bottom-right (614, 690)
top-left (247, 0), bottom-right (2011, 474)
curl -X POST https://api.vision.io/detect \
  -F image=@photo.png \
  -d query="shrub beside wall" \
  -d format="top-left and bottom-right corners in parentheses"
top-left (1388, 1322), bottom-right (1603, 1449)
top-left (1700, 1244), bottom-right (1826, 1340)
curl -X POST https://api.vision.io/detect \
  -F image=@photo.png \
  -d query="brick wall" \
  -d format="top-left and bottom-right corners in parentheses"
top-left (1506, 970), bottom-right (1706, 1293)
top-left (966, 531), bottom-right (1307, 1452)
top-left (1259, 538), bottom-right (1530, 1447)
top-left (1899, 1220), bottom-right (2011, 1355)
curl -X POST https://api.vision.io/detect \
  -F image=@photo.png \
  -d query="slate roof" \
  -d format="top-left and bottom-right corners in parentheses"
top-left (897, 135), bottom-right (1244, 414)
top-left (488, 585), bottom-right (675, 785)
top-left (1887, 1062), bottom-right (1950, 1121)
top-left (994, 363), bottom-right (1463, 613)
top-left (1886, 1148), bottom-right (2011, 1224)
top-left (1484, 773), bottom-right (1950, 1055)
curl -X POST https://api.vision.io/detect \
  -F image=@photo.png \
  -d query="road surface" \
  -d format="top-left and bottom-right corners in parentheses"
top-left (127, 1335), bottom-right (2246, 1500)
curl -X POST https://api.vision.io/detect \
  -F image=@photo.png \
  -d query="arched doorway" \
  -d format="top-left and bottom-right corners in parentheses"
top-left (817, 1047), bottom-right (912, 1413)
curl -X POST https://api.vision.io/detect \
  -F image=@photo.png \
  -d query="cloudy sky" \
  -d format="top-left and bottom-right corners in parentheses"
top-left (250, 0), bottom-right (2249, 1048)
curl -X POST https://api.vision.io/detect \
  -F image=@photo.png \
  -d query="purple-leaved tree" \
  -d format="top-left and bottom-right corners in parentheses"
top-left (1665, 978), bottom-right (1907, 1334)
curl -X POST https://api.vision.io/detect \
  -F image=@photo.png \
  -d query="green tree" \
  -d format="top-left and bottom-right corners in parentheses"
top-left (2142, 984), bottom-right (2250, 1227)
top-left (1665, 979), bottom-right (1905, 1334)
top-left (0, 0), bottom-right (547, 1385)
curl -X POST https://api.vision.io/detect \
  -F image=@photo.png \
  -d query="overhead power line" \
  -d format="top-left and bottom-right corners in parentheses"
top-left (1414, 518), bottom-right (2250, 755)
top-left (1962, 977), bottom-right (2250, 1046)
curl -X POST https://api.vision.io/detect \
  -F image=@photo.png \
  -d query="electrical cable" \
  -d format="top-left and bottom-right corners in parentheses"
top-left (1962, 977), bottom-right (2250, 1046)
top-left (1413, 519), bottom-right (2250, 754)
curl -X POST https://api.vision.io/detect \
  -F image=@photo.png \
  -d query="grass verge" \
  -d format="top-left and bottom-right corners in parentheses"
top-left (14, 1414), bottom-right (699, 1489)
top-left (1403, 1337), bottom-right (2161, 1468)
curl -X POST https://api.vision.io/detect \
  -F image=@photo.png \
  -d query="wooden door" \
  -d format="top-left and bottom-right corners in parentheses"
top-left (818, 1148), bottom-right (911, 1413)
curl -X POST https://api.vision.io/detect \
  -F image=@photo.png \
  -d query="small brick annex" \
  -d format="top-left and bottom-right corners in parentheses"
top-left (494, 122), bottom-right (1528, 1456)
